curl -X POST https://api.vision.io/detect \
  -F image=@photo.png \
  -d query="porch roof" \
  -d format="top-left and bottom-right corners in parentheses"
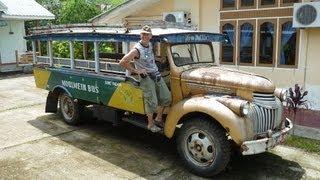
top-left (0, 0), bottom-right (55, 20)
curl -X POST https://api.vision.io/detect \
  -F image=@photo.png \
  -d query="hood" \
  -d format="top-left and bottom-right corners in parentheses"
top-left (181, 66), bottom-right (275, 93)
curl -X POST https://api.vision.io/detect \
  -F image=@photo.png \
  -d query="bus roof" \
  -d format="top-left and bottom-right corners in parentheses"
top-left (25, 26), bottom-right (227, 44)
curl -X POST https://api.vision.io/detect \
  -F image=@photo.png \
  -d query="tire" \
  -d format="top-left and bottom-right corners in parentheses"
top-left (59, 92), bottom-right (83, 125)
top-left (176, 118), bottom-right (231, 177)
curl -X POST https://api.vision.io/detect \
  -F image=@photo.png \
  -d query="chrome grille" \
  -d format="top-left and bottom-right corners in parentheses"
top-left (248, 92), bottom-right (279, 134)
top-left (253, 92), bottom-right (275, 102)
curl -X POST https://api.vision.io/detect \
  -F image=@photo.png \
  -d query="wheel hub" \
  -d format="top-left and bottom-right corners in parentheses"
top-left (186, 131), bottom-right (215, 166)
top-left (61, 95), bottom-right (74, 120)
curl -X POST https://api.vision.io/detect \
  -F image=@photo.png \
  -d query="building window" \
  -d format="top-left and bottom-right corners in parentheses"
top-left (261, 0), bottom-right (275, 5)
top-left (283, 0), bottom-right (298, 3)
top-left (241, 0), bottom-right (255, 7)
top-left (258, 22), bottom-right (275, 65)
top-left (221, 23), bottom-right (235, 63)
top-left (279, 21), bottom-right (298, 67)
top-left (259, 0), bottom-right (278, 8)
top-left (281, 0), bottom-right (299, 6)
top-left (222, 0), bottom-right (236, 9)
top-left (239, 22), bottom-right (254, 64)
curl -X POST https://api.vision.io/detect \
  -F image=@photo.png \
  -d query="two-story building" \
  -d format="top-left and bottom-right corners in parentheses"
top-left (90, 0), bottom-right (320, 124)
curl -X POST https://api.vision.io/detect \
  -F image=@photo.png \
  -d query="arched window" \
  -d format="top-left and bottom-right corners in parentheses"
top-left (259, 22), bottom-right (275, 65)
top-left (222, 0), bottom-right (235, 9)
top-left (221, 23), bottom-right (235, 63)
top-left (239, 23), bottom-right (254, 64)
top-left (279, 21), bottom-right (297, 66)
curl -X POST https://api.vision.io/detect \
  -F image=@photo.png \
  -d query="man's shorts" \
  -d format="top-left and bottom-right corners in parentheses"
top-left (140, 76), bottom-right (172, 114)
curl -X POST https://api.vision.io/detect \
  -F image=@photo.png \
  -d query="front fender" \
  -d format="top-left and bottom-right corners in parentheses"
top-left (164, 96), bottom-right (249, 144)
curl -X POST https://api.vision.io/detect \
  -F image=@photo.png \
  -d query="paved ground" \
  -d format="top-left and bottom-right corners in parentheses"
top-left (0, 73), bottom-right (320, 179)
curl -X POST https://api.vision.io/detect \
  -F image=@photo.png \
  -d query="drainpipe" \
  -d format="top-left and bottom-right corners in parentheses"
top-left (303, 29), bottom-right (309, 89)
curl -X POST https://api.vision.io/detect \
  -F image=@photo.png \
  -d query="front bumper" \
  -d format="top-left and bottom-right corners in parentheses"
top-left (241, 118), bottom-right (293, 155)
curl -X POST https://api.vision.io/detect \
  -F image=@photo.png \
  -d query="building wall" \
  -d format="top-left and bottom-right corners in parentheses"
top-left (95, 0), bottom-right (320, 110)
top-left (304, 29), bottom-right (320, 110)
top-left (132, 0), bottom-right (173, 17)
top-left (0, 20), bottom-right (26, 64)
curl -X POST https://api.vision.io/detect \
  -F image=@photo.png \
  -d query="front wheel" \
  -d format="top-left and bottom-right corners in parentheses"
top-left (176, 118), bottom-right (231, 177)
top-left (59, 92), bottom-right (83, 125)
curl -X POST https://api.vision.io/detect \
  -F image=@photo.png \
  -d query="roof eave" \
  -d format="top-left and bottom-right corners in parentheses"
top-left (1, 15), bottom-right (55, 20)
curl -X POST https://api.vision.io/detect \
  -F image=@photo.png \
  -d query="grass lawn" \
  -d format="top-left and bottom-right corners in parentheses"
top-left (284, 135), bottom-right (320, 155)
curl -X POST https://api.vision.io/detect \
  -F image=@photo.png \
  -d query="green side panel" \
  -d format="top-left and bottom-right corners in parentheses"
top-left (46, 68), bottom-right (123, 104)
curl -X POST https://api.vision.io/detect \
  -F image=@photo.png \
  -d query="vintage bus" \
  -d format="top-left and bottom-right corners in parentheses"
top-left (25, 24), bottom-right (292, 177)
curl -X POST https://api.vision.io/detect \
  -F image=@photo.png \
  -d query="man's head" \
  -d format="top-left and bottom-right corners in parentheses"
top-left (140, 25), bottom-right (152, 43)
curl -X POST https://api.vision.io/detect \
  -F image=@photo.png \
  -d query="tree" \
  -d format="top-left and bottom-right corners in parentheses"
top-left (59, 0), bottom-right (101, 24)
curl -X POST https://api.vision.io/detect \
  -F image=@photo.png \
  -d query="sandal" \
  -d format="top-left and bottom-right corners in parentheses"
top-left (148, 125), bottom-right (161, 133)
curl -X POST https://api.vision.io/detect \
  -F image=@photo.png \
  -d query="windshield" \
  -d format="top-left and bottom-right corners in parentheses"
top-left (171, 43), bottom-right (214, 67)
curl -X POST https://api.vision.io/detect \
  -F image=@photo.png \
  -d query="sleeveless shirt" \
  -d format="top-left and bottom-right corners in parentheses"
top-left (134, 41), bottom-right (158, 73)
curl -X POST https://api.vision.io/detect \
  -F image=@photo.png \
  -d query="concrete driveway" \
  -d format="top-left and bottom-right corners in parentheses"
top-left (0, 73), bottom-right (319, 179)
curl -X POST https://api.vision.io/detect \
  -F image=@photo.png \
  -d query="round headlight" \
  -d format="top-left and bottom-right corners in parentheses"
top-left (240, 102), bottom-right (250, 116)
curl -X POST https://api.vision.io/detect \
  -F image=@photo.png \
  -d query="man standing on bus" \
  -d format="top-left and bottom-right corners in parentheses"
top-left (119, 25), bottom-right (172, 132)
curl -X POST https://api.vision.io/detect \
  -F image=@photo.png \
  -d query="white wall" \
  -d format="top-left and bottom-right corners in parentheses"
top-left (0, 20), bottom-right (26, 64)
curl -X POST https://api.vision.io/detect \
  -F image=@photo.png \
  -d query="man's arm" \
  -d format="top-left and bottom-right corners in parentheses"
top-left (119, 49), bottom-right (147, 75)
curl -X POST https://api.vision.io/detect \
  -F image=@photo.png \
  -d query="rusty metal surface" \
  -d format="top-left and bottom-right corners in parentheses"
top-left (216, 97), bottom-right (247, 116)
top-left (181, 66), bottom-right (275, 94)
top-left (164, 96), bottom-right (248, 144)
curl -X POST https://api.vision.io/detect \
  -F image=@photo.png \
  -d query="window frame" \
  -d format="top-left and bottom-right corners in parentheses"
top-left (277, 18), bottom-right (300, 68)
top-left (258, 0), bottom-right (279, 8)
top-left (221, 0), bottom-right (237, 11)
top-left (280, 0), bottom-right (301, 7)
top-left (220, 21), bottom-right (236, 65)
top-left (237, 20), bottom-right (256, 66)
top-left (239, 0), bottom-right (257, 10)
top-left (257, 19), bottom-right (277, 67)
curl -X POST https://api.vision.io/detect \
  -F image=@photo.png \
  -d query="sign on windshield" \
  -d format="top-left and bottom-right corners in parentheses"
top-left (162, 33), bottom-right (227, 44)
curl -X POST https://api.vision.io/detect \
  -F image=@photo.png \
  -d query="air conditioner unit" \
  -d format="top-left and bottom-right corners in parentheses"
top-left (293, 2), bottom-right (320, 28)
top-left (163, 11), bottom-right (191, 24)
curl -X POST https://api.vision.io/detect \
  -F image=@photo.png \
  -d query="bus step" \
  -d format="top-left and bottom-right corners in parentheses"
top-left (122, 115), bottom-right (148, 130)
top-left (122, 115), bottom-right (163, 133)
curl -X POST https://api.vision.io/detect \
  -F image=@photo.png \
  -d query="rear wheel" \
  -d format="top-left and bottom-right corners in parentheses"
top-left (176, 118), bottom-right (231, 177)
top-left (59, 92), bottom-right (83, 125)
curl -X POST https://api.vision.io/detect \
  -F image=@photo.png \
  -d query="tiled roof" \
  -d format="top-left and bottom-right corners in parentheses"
top-left (0, 0), bottom-right (55, 20)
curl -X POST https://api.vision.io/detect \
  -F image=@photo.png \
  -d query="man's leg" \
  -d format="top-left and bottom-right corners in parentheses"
top-left (155, 106), bottom-right (165, 123)
top-left (147, 113), bottom-right (154, 129)
top-left (155, 78), bottom-right (172, 124)
top-left (140, 77), bottom-right (158, 129)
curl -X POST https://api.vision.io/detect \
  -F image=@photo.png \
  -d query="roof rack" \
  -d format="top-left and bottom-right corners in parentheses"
top-left (29, 21), bottom-right (197, 35)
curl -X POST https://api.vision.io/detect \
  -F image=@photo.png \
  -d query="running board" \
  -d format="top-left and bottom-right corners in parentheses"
top-left (122, 116), bottom-right (148, 130)
top-left (122, 115), bottom-right (163, 133)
